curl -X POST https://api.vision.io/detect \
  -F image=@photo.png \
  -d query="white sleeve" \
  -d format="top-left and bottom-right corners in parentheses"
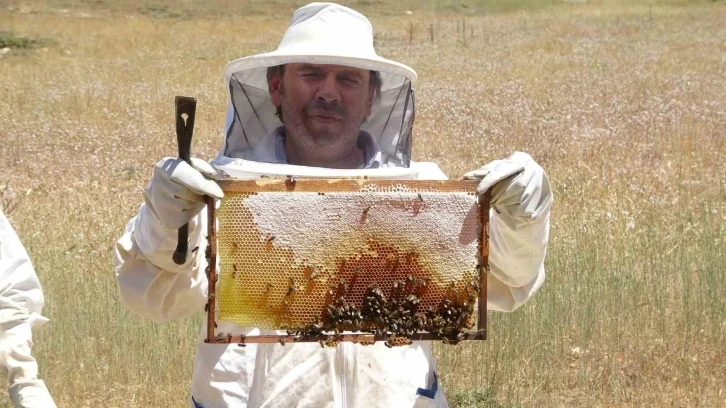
top-left (411, 160), bottom-right (551, 312)
top-left (486, 202), bottom-right (551, 312)
top-left (113, 201), bottom-right (209, 323)
top-left (409, 161), bottom-right (448, 180)
top-left (0, 211), bottom-right (57, 407)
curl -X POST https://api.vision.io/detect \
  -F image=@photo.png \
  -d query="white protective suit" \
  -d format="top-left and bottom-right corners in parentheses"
top-left (0, 210), bottom-right (57, 408)
top-left (114, 3), bottom-right (552, 408)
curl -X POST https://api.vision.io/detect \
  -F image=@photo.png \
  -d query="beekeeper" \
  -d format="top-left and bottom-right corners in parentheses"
top-left (114, 3), bottom-right (552, 407)
top-left (0, 209), bottom-right (57, 408)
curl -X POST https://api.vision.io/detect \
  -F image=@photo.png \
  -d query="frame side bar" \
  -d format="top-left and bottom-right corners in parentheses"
top-left (206, 196), bottom-right (217, 343)
top-left (477, 190), bottom-right (490, 340)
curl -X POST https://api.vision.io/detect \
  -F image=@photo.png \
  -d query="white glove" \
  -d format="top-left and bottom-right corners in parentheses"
top-left (143, 157), bottom-right (224, 229)
top-left (463, 152), bottom-right (552, 219)
top-left (9, 380), bottom-right (57, 408)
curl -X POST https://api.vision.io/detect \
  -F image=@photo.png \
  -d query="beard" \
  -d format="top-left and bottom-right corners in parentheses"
top-left (280, 92), bottom-right (367, 151)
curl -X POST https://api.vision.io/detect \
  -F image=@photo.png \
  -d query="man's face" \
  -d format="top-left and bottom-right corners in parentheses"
top-left (269, 63), bottom-right (375, 151)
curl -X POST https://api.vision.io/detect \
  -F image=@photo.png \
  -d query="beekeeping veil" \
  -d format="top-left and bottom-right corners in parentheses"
top-left (213, 2), bottom-right (417, 177)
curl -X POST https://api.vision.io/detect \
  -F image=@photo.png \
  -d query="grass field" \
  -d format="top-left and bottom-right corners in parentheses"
top-left (1, 0), bottom-right (724, 406)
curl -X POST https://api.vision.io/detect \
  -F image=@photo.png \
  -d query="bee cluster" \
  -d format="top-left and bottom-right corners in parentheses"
top-left (204, 236), bottom-right (215, 313)
top-left (281, 276), bottom-right (479, 347)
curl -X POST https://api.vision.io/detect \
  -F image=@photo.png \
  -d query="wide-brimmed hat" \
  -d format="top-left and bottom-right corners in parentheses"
top-left (224, 2), bottom-right (417, 87)
top-left (218, 2), bottom-right (417, 170)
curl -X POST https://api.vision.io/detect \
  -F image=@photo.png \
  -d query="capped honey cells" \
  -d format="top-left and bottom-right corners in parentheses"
top-left (214, 182), bottom-right (483, 345)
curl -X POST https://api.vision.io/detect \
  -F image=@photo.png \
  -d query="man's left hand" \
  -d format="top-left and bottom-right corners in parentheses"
top-left (463, 152), bottom-right (552, 219)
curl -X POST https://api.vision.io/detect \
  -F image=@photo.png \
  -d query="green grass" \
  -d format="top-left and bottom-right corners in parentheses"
top-left (0, 30), bottom-right (52, 49)
top-left (450, 387), bottom-right (517, 408)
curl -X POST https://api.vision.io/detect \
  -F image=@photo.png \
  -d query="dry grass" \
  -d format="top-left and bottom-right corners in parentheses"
top-left (1, 1), bottom-right (724, 407)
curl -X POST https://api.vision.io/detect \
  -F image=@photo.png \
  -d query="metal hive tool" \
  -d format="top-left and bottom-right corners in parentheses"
top-left (205, 178), bottom-right (489, 347)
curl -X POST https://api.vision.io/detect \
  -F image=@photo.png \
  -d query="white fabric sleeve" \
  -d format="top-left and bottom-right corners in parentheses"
top-left (411, 160), bottom-right (551, 312)
top-left (409, 161), bottom-right (448, 180)
top-left (113, 202), bottom-right (209, 323)
top-left (0, 211), bottom-right (57, 407)
top-left (9, 379), bottom-right (56, 408)
top-left (486, 202), bottom-right (551, 312)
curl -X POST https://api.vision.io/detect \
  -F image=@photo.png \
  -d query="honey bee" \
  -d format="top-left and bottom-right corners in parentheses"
top-left (279, 337), bottom-right (286, 346)
top-left (286, 278), bottom-right (296, 296)
top-left (362, 205), bottom-right (371, 215)
top-left (307, 266), bottom-right (320, 280)
top-left (265, 236), bottom-right (276, 251)
top-left (326, 307), bottom-right (336, 320)
top-left (324, 336), bottom-right (339, 347)
top-left (456, 311), bottom-right (471, 327)
top-left (351, 320), bottom-right (362, 332)
top-left (405, 294), bottom-right (420, 306)
top-left (417, 193), bottom-right (424, 202)
top-left (232, 263), bottom-right (238, 279)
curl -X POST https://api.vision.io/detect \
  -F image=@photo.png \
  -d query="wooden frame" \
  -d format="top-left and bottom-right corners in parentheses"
top-left (204, 178), bottom-right (490, 346)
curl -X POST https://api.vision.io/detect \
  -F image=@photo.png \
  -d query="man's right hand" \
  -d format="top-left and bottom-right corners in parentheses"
top-left (143, 157), bottom-right (224, 229)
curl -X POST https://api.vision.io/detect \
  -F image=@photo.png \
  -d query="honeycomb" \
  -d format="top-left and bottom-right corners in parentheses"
top-left (215, 181), bottom-right (482, 341)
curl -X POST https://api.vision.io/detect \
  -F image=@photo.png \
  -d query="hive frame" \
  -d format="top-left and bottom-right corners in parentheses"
top-left (204, 178), bottom-right (490, 346)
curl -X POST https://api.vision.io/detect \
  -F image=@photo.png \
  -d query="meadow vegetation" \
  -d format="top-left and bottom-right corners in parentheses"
top-left (1, 0), bottom-right (724, 406)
